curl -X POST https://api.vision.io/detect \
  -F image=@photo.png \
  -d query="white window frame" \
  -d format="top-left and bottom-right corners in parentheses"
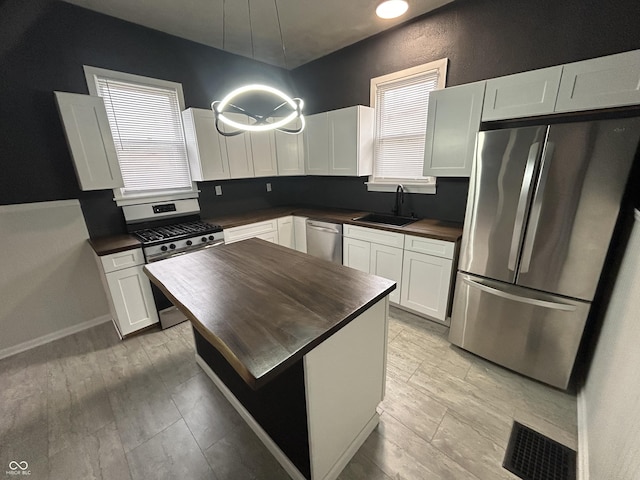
top-left (367, 58), bottom-right (448, 194)
top-left (83, 66), bottom-right (198, 206)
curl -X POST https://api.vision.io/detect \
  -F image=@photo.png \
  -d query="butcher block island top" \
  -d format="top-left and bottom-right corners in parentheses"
top-left (144, 238), bottom-right (395, 390)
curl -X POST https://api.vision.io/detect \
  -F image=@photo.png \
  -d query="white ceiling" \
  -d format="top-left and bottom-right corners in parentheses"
top-left (62, 0), bottom-right (454, 69)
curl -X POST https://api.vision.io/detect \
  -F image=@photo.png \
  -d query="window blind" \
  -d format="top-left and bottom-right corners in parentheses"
top-left (94, 77), bottom-right (192, 193)
top-left (374, 69), bottom-right (440, 180)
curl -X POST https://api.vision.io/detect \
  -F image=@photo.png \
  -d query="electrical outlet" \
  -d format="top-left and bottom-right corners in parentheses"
top-left (266, 183), bottom-right (272, 192)
top-left (215, 185), bottom-right (222, 196)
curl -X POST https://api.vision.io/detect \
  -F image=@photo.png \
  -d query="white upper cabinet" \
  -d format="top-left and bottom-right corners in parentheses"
top-left (555, 49), bottom-right (640, 112)
top-left (275, 117), bottom-right (305, 176)
top-left (304, 106), bottom-right (374, 176)
top-left (305, 112), bottom-right (330, 175)
top-left (54, 91), bottom-right (124, 190)
top-left (423, 81), bottom-right (486, 177)
top-left (182, 107), bottom-right (230, 181)
top-left (482, 66), bottom-right (563, 121)
top-left (329, 106), bottom-right (374, 176)
top-left (221, 113), bottom-right (255, 179)
top-left (250, 130), bottom-right (278, 177)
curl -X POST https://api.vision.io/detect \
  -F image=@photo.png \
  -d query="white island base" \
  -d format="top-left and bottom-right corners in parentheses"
top-left (194, 297), bottom-right (389, 480)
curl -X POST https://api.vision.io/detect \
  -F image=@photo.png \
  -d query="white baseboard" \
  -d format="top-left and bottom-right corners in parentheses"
top-left (195, 354), bottom-right (307, 480)
top-left (577, 386), bottom-right (589, 480)
top-left (0, 314), bottom-right (112, 360)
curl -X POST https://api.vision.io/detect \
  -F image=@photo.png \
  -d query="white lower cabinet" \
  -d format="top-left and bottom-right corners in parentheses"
top-left (399, 235), bottom-right (455, 323)
top-left (343, 225), bottom-right (403, 304)
top-left (370, 243), bottom-right (403, 304)
top-left (277, 216), bottom-right (294, 248)
top-left (293, 216), bottom-right (307, 253)
top-left (343, 237), bottom-right (371, 273)
top-left (96, 248), bottom-right (158, 337)
top-left (224, 219), bottom-right (279, 244)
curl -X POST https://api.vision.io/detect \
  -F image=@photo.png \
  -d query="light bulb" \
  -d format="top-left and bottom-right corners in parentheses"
top-left (376, 0), bottom-right (409, 19)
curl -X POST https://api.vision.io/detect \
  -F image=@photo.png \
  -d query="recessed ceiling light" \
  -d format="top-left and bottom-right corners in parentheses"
top-left (376, 0), bottom-right (409, 19)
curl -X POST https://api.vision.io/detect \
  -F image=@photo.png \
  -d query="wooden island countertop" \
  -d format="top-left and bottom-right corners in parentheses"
top-left (143, 238), bottom-right (395, 390)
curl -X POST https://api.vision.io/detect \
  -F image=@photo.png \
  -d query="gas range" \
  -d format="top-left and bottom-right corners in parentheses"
top-left (132, 219), bottom-right (224, 263)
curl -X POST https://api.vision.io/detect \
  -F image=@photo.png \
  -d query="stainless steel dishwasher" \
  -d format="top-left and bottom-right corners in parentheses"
top-left (306, 219), bottom-right (343, 264)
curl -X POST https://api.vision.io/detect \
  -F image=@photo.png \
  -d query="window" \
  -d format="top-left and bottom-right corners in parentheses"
top-left (368, 59), bottom-right (447, 193)
top-left (83, 66), bottom-right (195, 204)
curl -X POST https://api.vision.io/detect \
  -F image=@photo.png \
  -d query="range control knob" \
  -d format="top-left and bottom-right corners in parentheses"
top-left (160, 245), bottom-right (168, 252)
top-left (169, 243), bottom-right (176, 250)
top-left (208, 235), bottom-right (215, 241)
top-left (186, 240), bottom-right (192, 246)
top-left (201, 237), bottom-right (208, 243)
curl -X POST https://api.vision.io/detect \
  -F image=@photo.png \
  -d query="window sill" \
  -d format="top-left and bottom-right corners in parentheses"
top-left (113, 188), bottom-right (200, 207)
top-left (365, 181), bottom-right (437, 194)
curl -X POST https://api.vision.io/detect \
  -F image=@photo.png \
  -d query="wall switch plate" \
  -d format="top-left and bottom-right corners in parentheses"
top-left (266, 183), bottom-right (272, 192)
top-left (215, 185), bottom-right (222, 196)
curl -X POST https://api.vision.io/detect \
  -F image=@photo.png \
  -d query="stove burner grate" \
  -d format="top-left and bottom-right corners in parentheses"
top-left (133, 220), bottom-right (222, 244)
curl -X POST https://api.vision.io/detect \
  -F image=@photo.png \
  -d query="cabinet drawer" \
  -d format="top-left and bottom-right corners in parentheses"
top-left (224, 219), bottom-right (278, 244)
top-left (100, 248), bottom-right (145, 273)
top-left (404, 235), bottom-right (454, 259)
top-left (343, 224), bottom-right (404, 248)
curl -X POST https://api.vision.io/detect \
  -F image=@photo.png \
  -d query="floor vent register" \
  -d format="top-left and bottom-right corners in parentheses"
top-left (503, 422), bottom-right (577, 480)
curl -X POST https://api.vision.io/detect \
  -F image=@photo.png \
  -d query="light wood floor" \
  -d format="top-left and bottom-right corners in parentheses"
top-left (0, 306), bottom-right (577, 479)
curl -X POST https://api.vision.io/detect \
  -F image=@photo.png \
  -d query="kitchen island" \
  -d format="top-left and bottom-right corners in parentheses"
top-left (144, 238), bottom-right (395, 480)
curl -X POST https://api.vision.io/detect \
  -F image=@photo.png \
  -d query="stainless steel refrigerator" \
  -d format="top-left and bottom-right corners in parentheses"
top-left (449, 117), bottom-right (640, 389)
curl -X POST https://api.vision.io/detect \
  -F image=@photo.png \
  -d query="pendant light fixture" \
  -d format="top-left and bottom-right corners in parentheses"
top-left (376, 0), bottom-right (409, 19)
top-left (212, 0), bottom-right (305, 137)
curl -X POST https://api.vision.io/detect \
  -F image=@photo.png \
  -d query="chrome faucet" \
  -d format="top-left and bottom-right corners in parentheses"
top-left (393, 184), bottom-right (404, 216)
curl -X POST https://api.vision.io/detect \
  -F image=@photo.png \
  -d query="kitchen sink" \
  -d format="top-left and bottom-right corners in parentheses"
top-left (353, 213), bottom-right (418, 227)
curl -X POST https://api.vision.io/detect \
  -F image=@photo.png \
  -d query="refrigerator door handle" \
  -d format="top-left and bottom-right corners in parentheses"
top-left (508, 142), bottom-right (540, 271)
top-left (520, 141), bottom-right (555, 273)
top-left (462, 276), bottom-right (577, 311)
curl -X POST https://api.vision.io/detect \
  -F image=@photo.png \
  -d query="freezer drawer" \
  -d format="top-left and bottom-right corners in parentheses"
top-left (449, 272), bottom-right (590, 389)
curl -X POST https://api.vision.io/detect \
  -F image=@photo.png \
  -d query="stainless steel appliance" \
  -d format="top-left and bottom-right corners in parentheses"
top-left (450, 117), bottom-right (640, 389)
top-left (125, 199), bottom-right (224, 328)
top-left (306, 219), bottom-right (343, 264)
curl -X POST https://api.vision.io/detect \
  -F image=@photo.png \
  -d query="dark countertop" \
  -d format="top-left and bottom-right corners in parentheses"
top-left (89, 234), bottom-right (141, 256)
top-left (89, 206), bottom-right (463, 256)
top-left (205, 206), bottom-right (463, 243)
top-left (144, 238), bottom-right (396, 389)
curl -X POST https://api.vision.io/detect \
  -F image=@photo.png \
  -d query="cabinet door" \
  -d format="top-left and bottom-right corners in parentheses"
top-left (370, 243), bottom-right (403, 304)
top-left (304, 112), bottom-right (329, 175)
top-left (277, 216), bottom-right (295, 249)
top-left (256, 231), bottom-right (279, 244)
top-left (424, 82), bottom-right (485, 177)
top-left (275, 124), bottom-right (305, 175)
top-left (54, 91), bottom-right (124, 190)
top-left (329, 107), bottom-right (358, 176)
top-left (182, 108), bottom-right (230, 181)
top-left (223, 113), bottom-right (255, 178)
top-left (105, 265), bottom-right (159, 336)
top-left (343, 237), bottom-right (371, 273)
top-left (482, 66), bottom-right (563, 121)
top-left (400, 250), bottom-right (453, 322)
top-left (251, 130), bottom-right (278, 177)
top-left (555, 50), bottom-right (640, 112)
top-left (293, 216), bottom-right (308, 253)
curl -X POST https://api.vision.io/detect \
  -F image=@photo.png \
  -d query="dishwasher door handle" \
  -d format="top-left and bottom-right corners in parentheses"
top-left (307, 224), bottom-right (341, 234)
